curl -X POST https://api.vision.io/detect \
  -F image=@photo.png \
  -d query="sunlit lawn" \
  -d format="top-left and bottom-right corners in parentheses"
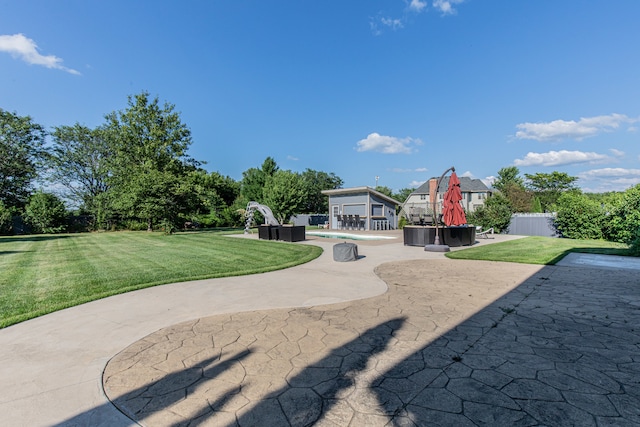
top-left (0, 230), bottom-right (322, 328)
top-left (446, 236), bottom-right (632, 265)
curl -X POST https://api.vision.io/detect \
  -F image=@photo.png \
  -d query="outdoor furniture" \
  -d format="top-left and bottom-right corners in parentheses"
top-left (258, 224), bottom-right (276, 240)
top-left (333, 242), bottom-right (358, 262)
top-left (372, 218), bottom-right (389, 230)
top-left (440, 226), bottom-right (476, 246)
top-left (403, 226), bottom-right (437, 246)
top-left (341, 215), bottom-right (349, 230)
top-left (279, 225), bottom-right (305, 242)
top-left (354, 214), bottom-right (362, 230)
top-left (476, 227), bottom-right (494, 239)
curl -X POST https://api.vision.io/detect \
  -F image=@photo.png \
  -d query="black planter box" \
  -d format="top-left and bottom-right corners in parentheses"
top-left (259, 225), bottom-right (277, 240)
top-left (441, 226), bottom-right (476, 247)
top-left (403, 226), bottom-right (437, 246)
top-left (278, 225), bottom-right (305, 242)
top-left (404, 225), bottom-right (475, 247)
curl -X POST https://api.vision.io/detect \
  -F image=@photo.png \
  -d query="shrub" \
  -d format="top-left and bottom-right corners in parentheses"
top-left (554, 192), bottom-right (605, 239)
top-left (0, 200), bottom-right (14, 235)
top-left (23, 191), bottom-right (67, 234)
top-left (467, 193), bottom-right (512, 232)
top-left (604, 184), bottom-right (640, 244)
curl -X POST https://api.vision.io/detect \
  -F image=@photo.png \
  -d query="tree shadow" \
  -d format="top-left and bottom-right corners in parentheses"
top-left (53, 317), bottom-right (406, 427)
top-left (0, 235), bottom-right (72, 243)
top-left (52, 349), bottom-right (252, 426)
top-left (369, 264), bottom-right (640, 426)
top-left (228, 317), bottom-right (407, 427)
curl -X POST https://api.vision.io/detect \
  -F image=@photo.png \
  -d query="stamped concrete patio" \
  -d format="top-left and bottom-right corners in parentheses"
top-left (102, 250), bottom-right (640, 426)
top-left (1, 232), bottom-right (639, 426)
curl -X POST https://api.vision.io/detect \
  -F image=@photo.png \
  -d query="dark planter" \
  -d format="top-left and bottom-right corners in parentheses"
top-left (278, 225), bottom-right (305, 242)
top-left (403, 226), bottom-right (437, 246)
top-left (259, 224), bottom-right (276, 240)
top-left (404, 225), bottom-right (476, 247)
top-left (441, 226), bottom-right (476, 247)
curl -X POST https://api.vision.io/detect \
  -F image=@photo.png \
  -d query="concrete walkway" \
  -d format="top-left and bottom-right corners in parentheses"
top-left (2, 233), bottom-right (640, 426)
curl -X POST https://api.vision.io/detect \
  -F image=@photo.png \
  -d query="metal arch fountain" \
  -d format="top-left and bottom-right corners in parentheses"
top-left (244, 201), bottom-right (279, 234)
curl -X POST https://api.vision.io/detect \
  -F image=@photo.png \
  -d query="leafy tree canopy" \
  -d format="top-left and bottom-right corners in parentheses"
top-left (0, 109), bottom-right (47, 208)
top-left (102, 92), bottom-right (198, 230)
top-left (262, 170), bottom-right (306, 224)
top-left (301, 168), bottom-right (343, 214)
top-left (48, 123), bottom-right (111, 211)
top-left (492, 166), bottom-right (524, 193)
top-left (240, 156), bottom-right (279, 203)
top-left (524, 171), bottom-right (578, 210)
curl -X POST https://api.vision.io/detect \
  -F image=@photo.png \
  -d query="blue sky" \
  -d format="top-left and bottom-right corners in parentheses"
top-left (1, 0), bottom-right (639, 194)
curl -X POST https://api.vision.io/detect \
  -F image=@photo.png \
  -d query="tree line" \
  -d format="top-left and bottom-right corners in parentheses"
top-left (0, 92), bottom-right (343, 234)
top-left (468, 166), bottom-right (640, 254)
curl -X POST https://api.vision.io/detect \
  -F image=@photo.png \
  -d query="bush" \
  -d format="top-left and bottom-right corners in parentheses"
top-left (467, 193), bottom-right (513, 232)
top-left (554, 192), bottom-right (605, 239)
top-left (604, 184), bottom-right (640, 244)
top-left (0, 200), bottom-right (14, 235)
top-left (23, 191), bottom-right (67, 234)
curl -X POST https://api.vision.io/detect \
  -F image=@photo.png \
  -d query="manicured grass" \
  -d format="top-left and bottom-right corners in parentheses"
top-left (445, 236), bottom-right (632, 265)
top-left (0, 230), bottom-right (322, 328)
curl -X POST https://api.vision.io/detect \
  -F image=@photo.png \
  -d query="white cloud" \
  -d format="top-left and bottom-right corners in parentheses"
top-left (371, 0), bottom-right (463, 35)
top-left (381, 17), bottom-right (404, 30)
top-left (409, 0), bottom-right (428, 12)
top-left (391, 167), bottom-right (428, 173)
top-left (514, 113), bottom-right (636, 142)
top-left (0, 33), bottom-right (80, 75)
top-left (578, 168), bottom-right (640, 192)
top-left (433, 0), bottom-right (465, 15)
top-left (460, 170), bottom-right (474, 178)
top-left (286, 155), bottom-right (299, 161)
top-left (356, 132), bottom-right (422, 154)
top-left (483, 176), bottom-right (496, 187)
top-left (610, 148), bottom-right (625, 157)
top-left (579, 168), bottom-right (640, 179)
top-left (409, 180), bottom-right (427, 188)
top-left (514, 150), bottom-right (609, 167)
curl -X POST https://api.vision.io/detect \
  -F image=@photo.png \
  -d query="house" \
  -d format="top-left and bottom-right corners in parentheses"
top-left (321, 187), bottom-right (401, 230)
top-left (403, 176), bottom-right (491, 220)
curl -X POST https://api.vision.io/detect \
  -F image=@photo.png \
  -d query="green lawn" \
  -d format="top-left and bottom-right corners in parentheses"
top-left (446, 236), bottom-right (632, 265)
top-left (0, 230), bottom-right (322, 328)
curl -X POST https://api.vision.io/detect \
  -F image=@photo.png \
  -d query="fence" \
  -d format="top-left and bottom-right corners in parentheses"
top-left (507, 213), bottom-right (559, 237)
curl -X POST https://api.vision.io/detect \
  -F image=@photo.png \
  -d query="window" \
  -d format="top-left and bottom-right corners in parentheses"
top-left (420, 194), bottom-right (426, 200)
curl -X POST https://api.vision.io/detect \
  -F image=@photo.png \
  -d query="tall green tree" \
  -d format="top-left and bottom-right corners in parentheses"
top-left (300, 169), bottom-right (343, 213)
top-left (374, 186), bottom-right (394, 198)
top-left (48, 124), bottom-right (111, 217)
top-left (0, 109), bottom-right (47, 208)
top-left (492, 166), bottom-right (524, 193)
top-left (103, 92), bottom-right (197, 231)
top-left (502, 182), bottom-right (533, 212)
top-left (525, 171), bottom-right (578, 210)
top-left (394, 187), bottom-right (415, 204)
top-left (240, 157), bottom-right (279, 203)
top-left (262, 170), bottom-right (306, 224)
